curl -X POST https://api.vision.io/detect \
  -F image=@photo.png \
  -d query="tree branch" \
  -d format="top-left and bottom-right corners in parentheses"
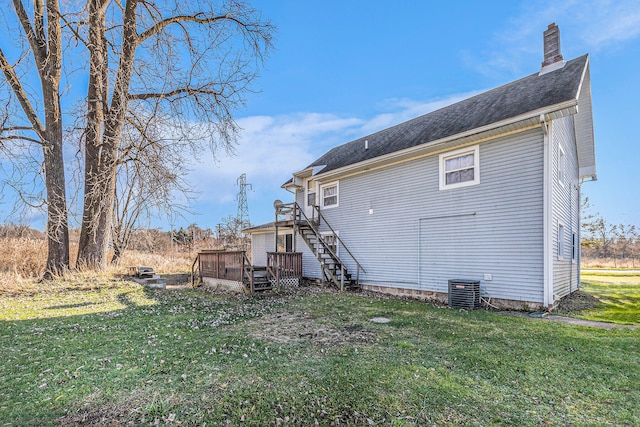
top-left (59, 14), bottom-right (88, 47)
top-left (0, 48), bottom-right (45, 140)
top-left (127, 84), bottom-right (221, 101)
top-left (137, 12), bottom-right (244, 44)
top-left (12, 0), bottom-right (47, 66)
top-left (0, 134), bottom-right (43, 145)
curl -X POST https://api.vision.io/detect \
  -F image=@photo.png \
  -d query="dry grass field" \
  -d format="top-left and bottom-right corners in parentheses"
top-left (0, 237), bottom-right (193, 296)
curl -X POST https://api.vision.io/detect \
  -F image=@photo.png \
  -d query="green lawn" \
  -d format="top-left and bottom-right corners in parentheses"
top-left (1, 280), bottom-right (639, 426)
top-left (579, 272), bottom-right (640, 324)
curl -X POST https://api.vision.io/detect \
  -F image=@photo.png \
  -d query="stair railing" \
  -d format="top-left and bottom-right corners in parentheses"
top-left (280, 201), bottom-right (366, 289)
top-left (313, 205), bottom-right (366, 289)
top-left (191, 253), bottom-right (200, 287)
top-left (242, 252), bottom-right (255, 293)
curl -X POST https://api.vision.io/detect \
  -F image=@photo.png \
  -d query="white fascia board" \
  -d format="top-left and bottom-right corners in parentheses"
top-left (283, 165), bottom-right (327, 189)
top-left (574, 57), bottom-right (597, 180)
top-left (313, 101), bottom-right (578, 182)
top-left (579, 166), bottom-right (597, 179)
top-left (245, 226), bottom-right (294, 235)
top-left (282, 167), bottom-right (313, 189)
top-left (574, 54), bottom-right (590, 103)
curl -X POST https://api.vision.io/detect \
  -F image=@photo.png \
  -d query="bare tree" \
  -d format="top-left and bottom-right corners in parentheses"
top-left (0, 0), bottom-right (69, 276)
top-left (75, 0), bottom-right (273, 269)
top-left (2, 1), bottom-right (273, 273)
top-left (218, 214), bottom-right (249, 250)
top-left (110, 109), bottom-right (195, 264)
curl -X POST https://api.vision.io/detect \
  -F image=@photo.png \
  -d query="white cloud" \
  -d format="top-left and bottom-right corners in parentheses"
top-left (185, 92), bottom-right (472, 225)
top-left (186, 112), bottom-right (364, 205)
top-left (466, 0), bottom-right (640, 76)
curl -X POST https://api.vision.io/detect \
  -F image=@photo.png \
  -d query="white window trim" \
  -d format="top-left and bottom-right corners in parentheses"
top-left (320, 181), bottom-right (339, 209)
top-left (558, 222), bottom-right (565, 260)
top-left (320, 231), bottom-right (339, 256)
top-left (305, 178), bottom-right (316, 209)
top-left (439, 145), bottom-right (480, 191)
top-left (571, 231), bottom-right (577, 264)
top-left (558, 145), bottom-right (566, 187)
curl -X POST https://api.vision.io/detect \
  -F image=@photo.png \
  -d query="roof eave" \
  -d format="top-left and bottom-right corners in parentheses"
top-left (312, 100), bottom-right (579, 182)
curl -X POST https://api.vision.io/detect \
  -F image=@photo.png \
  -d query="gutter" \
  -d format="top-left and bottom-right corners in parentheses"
top-left (307, 100), bottom-right (578, 183)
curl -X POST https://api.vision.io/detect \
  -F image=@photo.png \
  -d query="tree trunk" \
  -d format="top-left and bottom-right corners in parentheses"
top-left (42, 104), bottom-right (70, 277)
top-left (40, 0), bottom-right (69, 277)
top-left (77, 0), bottom-right (112, 270)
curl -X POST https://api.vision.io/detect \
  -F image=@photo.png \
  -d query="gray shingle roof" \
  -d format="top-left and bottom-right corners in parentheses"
top-left (304, 55), bottom-right (588, 176)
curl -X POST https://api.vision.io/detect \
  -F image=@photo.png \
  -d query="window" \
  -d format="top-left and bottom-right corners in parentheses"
top-left (320, 181), bottom-right (339, 208)
top-left (572, 232), bottom-right (577, 262)
top-left (558, 223), bottom-right (565, 259)
top-left (321, 232), bottom-right (338, 256)
top-left (558, 146), bottom-right (566, 186)
top-left (277, 233), bottom-right (293, 253)
top-left (306, 179), bottom-right (316, 207)
top-left (439, 145), bottom-right (480, 190)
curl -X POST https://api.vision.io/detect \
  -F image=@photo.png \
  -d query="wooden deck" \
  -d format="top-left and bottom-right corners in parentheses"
top-left (193, 250), bottom-right (302, 293)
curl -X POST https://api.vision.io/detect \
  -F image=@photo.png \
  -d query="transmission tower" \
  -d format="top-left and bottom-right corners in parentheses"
top-left (236, 173), bottom-right (252, 233)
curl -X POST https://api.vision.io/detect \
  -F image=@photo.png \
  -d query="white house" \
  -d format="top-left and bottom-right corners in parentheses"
top-left (245, 24), bottom-right (596, 309)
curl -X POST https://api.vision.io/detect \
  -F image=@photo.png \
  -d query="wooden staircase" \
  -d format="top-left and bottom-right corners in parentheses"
top-left (275, 202), bottom-right (365, 290)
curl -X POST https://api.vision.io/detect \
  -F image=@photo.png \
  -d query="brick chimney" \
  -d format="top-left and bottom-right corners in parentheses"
top-left (540, 23), bottom-right (566, 75)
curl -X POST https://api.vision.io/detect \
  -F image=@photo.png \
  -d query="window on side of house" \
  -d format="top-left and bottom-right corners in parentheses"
top-left (558, 223), bottom-right (565, 260)
top-left (558, 145), bottom-right (566, 186)
top-left (320, 181), bottom-right (339, 208)
top-left (277, 233), bottom-right (293, 253)
top-left (306, 179), bottom-right (316, 207)
top-left (321, 232), bottom-right (338, 256)
top-left (572, 231), bottom-right (577, 262)
top-left (439, 145), bottom-right (480, 190)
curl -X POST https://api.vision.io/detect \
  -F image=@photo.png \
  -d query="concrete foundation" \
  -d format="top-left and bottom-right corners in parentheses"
top-left (360, 284), bottom-right (543, 311)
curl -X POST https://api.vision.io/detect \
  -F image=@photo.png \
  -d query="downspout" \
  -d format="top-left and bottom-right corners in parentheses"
top-left (541, 115), bottom-right (554, 308)
top-left (569, 183), bottom-right (573, 293)
top-left (577, 182), bottom-right (581, 290)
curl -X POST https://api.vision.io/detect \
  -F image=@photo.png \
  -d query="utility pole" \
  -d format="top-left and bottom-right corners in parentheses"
top-left (236, 173), bottom-right (252, 235)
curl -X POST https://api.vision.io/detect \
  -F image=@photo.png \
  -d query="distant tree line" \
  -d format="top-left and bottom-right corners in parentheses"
top-left (581, 197), bottom-right (639, 267)
top-left (0, 220), bottom-right (250, 263)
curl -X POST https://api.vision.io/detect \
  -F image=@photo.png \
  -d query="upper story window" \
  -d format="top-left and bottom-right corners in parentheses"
top-left (558, 145), bottom-right (566, 186)
top-left (306, 178), bottom-right (316, 207)
top-left (439, 145), bottom-right (480, 190)
top-left (320, 181), bottom-right (339, 208)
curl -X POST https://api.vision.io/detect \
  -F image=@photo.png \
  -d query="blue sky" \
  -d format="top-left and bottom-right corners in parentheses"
top-left (3, 1), bottom-right (640, 232)
top-left (181, 0), bottom-right (640, 232)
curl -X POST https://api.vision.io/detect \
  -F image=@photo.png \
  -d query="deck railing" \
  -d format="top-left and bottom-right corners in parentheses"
top-left (267, 252), bottom-right (302, 285)
top-left (198, 250), bottom-right (245, 282)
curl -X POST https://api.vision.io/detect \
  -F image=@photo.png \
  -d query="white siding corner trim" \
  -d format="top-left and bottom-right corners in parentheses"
top-left (543, 122), bottom-right (553, 307)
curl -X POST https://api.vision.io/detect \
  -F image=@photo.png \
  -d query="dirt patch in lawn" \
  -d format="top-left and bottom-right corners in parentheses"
top-left (554, 290), bottom-right (599, 315)
top-left (243, 311), bottom-right (379, 346)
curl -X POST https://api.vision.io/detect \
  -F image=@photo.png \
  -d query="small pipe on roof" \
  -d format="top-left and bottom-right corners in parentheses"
top-left (365, 140), bottom-right (369, 150)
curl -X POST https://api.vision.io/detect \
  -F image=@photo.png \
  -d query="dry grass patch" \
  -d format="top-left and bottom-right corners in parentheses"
top-left (243, 311), bottom-right (379, 345)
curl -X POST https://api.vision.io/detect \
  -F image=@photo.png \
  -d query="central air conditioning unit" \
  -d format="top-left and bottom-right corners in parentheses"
top-left (448, 279), bottom-right (481, 309)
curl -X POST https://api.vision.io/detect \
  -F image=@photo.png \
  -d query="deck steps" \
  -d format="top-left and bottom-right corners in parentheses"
top-left (245, 267), bottom-right (273, 292)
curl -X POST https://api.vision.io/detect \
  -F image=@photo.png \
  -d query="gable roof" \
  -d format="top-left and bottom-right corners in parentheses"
top-left (288, 54), bottom-right (593, 184)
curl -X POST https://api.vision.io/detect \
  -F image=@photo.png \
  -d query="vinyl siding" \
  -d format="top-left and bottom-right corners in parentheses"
top-left (250, 232), bottom-right (275, 266)
top-left (309, 128), bottom-right (545, 302)
top-left (551, 116), bottom-right (580, 300)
